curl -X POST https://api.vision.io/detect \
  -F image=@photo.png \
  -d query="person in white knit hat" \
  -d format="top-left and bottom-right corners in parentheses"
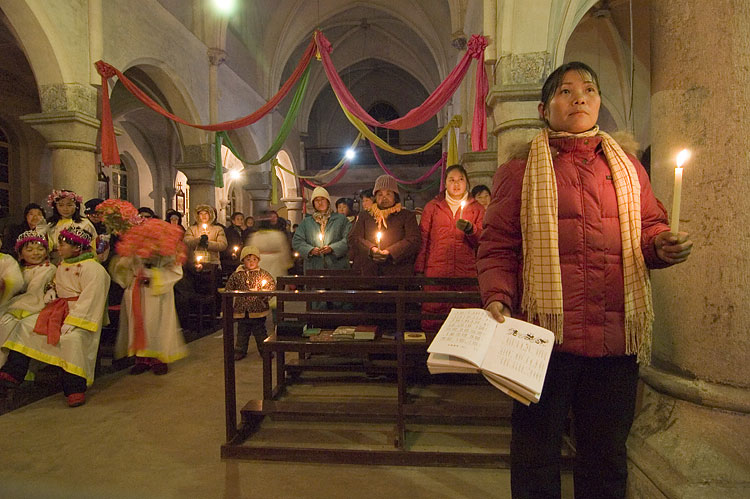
top-left (292, 186), bottom-right (351, 273)
top-left (348, 174), bottom-right (420, 276)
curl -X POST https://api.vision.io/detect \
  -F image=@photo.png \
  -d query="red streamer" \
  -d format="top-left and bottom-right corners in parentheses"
top-left (314, 31), bottom-right (488, 150)
top-left (95, 38), bottom-right (316, 165)
top-left (368, 141), bottom-right (446, 185)
top-left (301, 162), bottom-right (351, 188)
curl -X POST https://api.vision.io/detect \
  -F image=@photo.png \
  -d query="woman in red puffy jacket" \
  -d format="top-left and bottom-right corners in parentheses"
top-left (414, 164), bottom-right (484, 331)
top-left (477, 61), bottom-right (693, 498)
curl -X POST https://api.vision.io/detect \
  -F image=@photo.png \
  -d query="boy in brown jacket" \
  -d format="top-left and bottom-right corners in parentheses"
top-left (225, 246), bottom-right (276, 360)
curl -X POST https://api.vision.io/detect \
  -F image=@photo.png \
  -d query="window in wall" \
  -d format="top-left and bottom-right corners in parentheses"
top-left (368, 102), bottom-right (400, 146)
top-left (0, 127), bottom-right (10, 217)
top-left (111, 161), bottom-right (128, 201)
top-left (229, 187), bottom-right (237, 217)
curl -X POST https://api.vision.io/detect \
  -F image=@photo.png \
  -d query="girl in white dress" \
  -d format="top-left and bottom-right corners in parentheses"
top-left (0, 227), bottom-right (110, 407)
top-left (39, 189), bottom-right (97, 264)
top-left (0, 231), bottom-right (56, 366)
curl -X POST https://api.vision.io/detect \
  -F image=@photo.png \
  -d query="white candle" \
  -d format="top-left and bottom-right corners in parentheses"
top-left (376, 231), bottom-right (382, 251)
top-left (318, 232), bottom-right (323, 247)
top-left (459, 200), bottom-right (466, 219)
top-left (672, 149), bottom-right (690, 233)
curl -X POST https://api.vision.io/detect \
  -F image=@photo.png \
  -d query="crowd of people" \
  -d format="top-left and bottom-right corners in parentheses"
top-left (0, 59), bottom-right (696, 498)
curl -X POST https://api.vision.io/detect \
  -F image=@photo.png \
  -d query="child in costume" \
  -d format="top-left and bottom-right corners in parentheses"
top-left (0, 236), bottom-right (24, 318)
top-left (0, 231), bottom-right (56, 366)
top-left (112, 218), bottom-right (188, 375)
top-left (41, 189), bottom-right (97, 264)
top-left (225, 245), bottom-right (275, 361)
top-left (0, 227), bottom-right (110, 407)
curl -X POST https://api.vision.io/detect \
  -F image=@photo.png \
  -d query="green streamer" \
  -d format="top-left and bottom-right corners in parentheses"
top-left (397, 178), bottom-right (440, 193)
top-left (217, 64), bottom-right (310, 169)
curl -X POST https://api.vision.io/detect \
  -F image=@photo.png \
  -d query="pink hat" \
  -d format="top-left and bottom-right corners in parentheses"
top-left (373, 174), bottom-right (398, 195)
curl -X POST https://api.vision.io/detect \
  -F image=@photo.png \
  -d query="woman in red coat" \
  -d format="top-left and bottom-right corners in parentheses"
top-left (477, 61), bottom-right (693, 498)
top-left (414, 164), bottom-right (484, 331)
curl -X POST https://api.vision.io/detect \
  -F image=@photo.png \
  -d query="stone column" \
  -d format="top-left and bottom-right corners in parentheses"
top-left (627, 1), bottom-right (750, 497)
top-left (244, 171), bottom-right (271, 216)
top-left (175, 144), bottom-right (217, 221)
top-left (281, 196), bottom-right (304, 226)
top-left (21, 83), bottom-right (100, 201)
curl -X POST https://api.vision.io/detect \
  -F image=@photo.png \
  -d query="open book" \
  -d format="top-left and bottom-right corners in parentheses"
top-left (427, 308), bottom-right (555, 405)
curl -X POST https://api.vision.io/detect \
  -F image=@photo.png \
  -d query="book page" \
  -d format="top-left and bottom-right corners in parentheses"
top-left (427, 308), bottom-right (496, 367)
top-left (426, 353), bottom-right (481, 374)
top-left (479, 317), bottom-right (554, 396)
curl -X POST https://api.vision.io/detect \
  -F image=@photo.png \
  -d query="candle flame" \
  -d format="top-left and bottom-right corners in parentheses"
top-left (261, 279), bottom-right (267, 287)
top-left (376, 231), bottom-right (382, 242)
top-left (202, 223), bottom-right (207, 229)
top-left (233, 246), bottom-right (239, 252)
top-left (318, 233), bottom-right (323, 241)
top-left (196, 255), bottom-right (203, 262)
top-left (293, 252), bottom-right (299, 258)
top-left (676, 149), bottom-right (691, 168)
top-left (460, 200), bottom-right (466, 208)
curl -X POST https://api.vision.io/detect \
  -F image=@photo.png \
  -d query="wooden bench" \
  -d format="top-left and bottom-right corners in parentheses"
top-left (220, 276), bottom-right (575, 467)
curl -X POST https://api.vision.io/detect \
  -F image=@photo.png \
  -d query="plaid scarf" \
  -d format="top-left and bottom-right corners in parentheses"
top-left (521, 126), bottom-right (653, 364)
top-left (312, 206), bottom-right (333, 235)
top-left (368, 203), bottom-right (402, 230)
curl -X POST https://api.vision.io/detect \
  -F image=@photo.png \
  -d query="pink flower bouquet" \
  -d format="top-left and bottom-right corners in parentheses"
top-left (116, 218), bottom-right (187, 265)
top-left (96, 199), bottom-right (141, 235)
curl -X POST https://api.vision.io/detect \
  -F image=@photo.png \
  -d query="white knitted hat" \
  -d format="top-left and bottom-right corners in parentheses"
top-left (373, 174), bottom-right (398, 195)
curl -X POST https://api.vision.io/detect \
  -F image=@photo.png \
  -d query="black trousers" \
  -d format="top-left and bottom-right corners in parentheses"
top-left (235, 317), bottom-right (268, 354)
top-left (1, 350), bottom-right (87, 396)
top-left (510, 352), bottom-right (639, 499)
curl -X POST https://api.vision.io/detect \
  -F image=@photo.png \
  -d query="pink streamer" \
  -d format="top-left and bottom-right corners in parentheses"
top-left (301, 162), bottom-right (351, 188)
top-left (368, 140), bottom-right (446, 185)
top-left (315, 31), bottom-right (488, 151)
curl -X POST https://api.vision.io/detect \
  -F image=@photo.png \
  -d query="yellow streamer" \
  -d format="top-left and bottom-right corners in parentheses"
top-left (337, 93), bottom-right (460, 155)
top-left (272, 133), bottom-right (363, 180)
top-left (447, 125), bottom-right (458, 166)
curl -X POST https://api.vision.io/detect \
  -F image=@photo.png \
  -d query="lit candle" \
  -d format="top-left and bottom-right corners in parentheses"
top-left (376, 231), bottom-right (382, 251)
top-left (293, 251), bottom-right (300, 258)
top-left (233, 245), bottom-right (239, 257)
top-left (260, 279), bottom-right (267, 288)
top-left (318, 232), bottom-right (324, 247)
top-left (196, 255), bottom-right (203, 263)
top-left (459, 200), bottom-right (466, 219)
top-left (201, 223), bottom-right (208, 234)
top-left (672, 149), bottom-right (690, 233)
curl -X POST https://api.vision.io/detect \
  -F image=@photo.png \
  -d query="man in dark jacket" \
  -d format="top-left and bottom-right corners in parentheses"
top-left (349, 174), bottom-right (420, 276)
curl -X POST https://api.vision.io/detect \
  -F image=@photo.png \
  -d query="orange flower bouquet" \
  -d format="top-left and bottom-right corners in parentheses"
top-left (96, 199), bottom-right (141, 235)
top-left (116, 218), bottom-right (187, 265)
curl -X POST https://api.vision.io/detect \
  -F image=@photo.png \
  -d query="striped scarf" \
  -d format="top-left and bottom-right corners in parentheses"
top-left (521, 126), bottom-right (653, 364)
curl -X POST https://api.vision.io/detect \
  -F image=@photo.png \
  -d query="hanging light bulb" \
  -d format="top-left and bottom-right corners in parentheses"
top-left (345, 148), bottom-right (356, 160)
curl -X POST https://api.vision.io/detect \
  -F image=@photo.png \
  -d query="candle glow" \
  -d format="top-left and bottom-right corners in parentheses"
top-left (459, 200), bottom-right (466, 219)
top-left (376, 231), bottom-right (382, 251)
top-left (672, 149), bottom-right (690, 233)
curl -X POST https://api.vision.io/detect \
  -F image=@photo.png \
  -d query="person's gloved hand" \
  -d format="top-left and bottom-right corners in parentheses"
top-left (456, 219), bottom-right (473, 234)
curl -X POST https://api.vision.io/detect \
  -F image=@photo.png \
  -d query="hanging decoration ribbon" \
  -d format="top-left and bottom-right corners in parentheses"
top-left (300, 162), bottom-right (351, 188)
top-left (368, 141), bottom-right (446, 185)
top-left (341, 102), bottom-right (459, 155)
top-left (314, 30), bottom-right (488, 151)
top-left (94, 37), bottom-right (316, 165)
top-left (213, 64), bottom-right (312, 187)
top-left (397, 178), bottom-right (441, 193)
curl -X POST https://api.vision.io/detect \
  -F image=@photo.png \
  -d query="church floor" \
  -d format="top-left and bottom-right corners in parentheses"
top-left (0, 328), bottom-right (573, 499)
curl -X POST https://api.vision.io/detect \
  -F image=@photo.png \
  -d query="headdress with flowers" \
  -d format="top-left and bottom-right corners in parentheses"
top-left (15, 230), bottom-right (48, 253)
top-left (59, 227), bottom-right (93, 247)
top-left (116, 218), bottom-right (187, 265)
top-left (96, 199), bottom-right (142, 235)
top-left (47, 189), bottom-right (83, 207)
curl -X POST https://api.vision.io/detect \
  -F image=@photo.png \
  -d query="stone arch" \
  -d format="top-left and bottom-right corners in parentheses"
top-left (112, 59), bottom-right (206, 151)
top-left (0, 1), bottom-right (66, 87)
top-left (275, 150), bottom-right (298, 199)
top-left (551, 0), bottom-right (600, 67)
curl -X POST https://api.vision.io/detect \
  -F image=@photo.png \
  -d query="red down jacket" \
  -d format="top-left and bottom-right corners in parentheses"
top-left (415, 194), bottom-right (485, 331)
top-left (477, 136), bottom-right (672, 357)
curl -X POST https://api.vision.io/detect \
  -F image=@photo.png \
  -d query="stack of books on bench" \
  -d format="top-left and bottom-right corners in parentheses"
top-left (311, 325), bottom-right (378, 342)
